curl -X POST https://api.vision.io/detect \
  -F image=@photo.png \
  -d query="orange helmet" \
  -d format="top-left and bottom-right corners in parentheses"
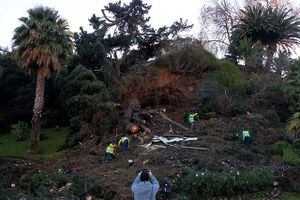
top-left (131, 124), bottom-right (139, 134)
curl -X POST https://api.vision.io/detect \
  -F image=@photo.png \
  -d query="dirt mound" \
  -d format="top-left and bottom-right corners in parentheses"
top-left (129, 69), bottom-right (202, 108)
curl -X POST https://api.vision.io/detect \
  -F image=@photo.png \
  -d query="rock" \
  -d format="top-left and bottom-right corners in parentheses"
top-left (273, 181), bottom-right (279, 187)
top-left (86, 195), bottom-right (92, 200)
top-left (164, 159), bottom-right (174, 166)
top-left (142, 160), bottom-right (149, 165)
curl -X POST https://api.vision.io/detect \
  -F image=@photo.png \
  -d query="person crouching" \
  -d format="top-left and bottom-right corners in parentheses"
top-left (118, 136), bottom-right (129, 152)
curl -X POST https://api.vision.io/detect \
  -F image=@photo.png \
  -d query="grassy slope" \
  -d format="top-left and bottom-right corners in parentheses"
top-left (0, 127), bottom-right (68, 161)
top-left (280, 193), bottom-right (300, 200)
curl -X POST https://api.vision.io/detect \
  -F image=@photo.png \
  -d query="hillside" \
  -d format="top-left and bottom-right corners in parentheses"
top-left (1, 65), bottom-right (300, 199)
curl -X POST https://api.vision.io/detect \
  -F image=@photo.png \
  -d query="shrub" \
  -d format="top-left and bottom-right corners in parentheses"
top-left (69, 116), bottom-right (83, 134)
top-left (60, 65), bottom-right (117, 147)
top-left (197, 82), bottom-right (219, 114)
top-left (10, 121), bottom-right (30, 141)
top-left (272, 141), bottom-right (300, 166)
top-left (24, 169), bottom-right (86, 197)
top-left (156, 38), bottom-right (218, 74)
top-left (182, 167), bottom-right (275, 198)
top-left (272, 141), bottom-right (291, 155)
top-left (214, 60), bottom-right (246, 96)
top-left (282, 148), bottom-right (300, 166)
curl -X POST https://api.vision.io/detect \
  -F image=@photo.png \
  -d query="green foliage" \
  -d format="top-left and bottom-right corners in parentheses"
top-left (197, 81), bottom-right (219, 114)
top-left (215, 61), bottom-right (246, 95)
top-left (88, 0), bottom-right (192, 70)
top-left (280, 193), bottom-right (300, 200)
top-left (10, 121), bottom-right (30, 141)
top-left (182, 167), bottom-right (275, 198)
top-left (74, 27), bottom-right (109, 71)
top-left (25, 169), bottom-right (85, 197)
top-left (157, 38), bottom-right (217, 74)
top-left (197, 61), bottom-right (247, 117)
top-left (253, 74), bottom-right (290, 121)
top-left (231, 5), bottom-right (300, 54)
top-left (272, 141), bottom-right (291, 155)
top-left (0, 53), bottom-right (34, 131)
top-left (12, 6), bottom-right (73, 75)
top-left (272, 141), bottom-right (300, 166)
top-left (60, 65), bottom-right (116, 147)
top-left (282, 148), bottom-right (300, 166)
top-left (285, 60), bottom-right (300, 110)
top-left (230, 37), bottom-right (265, 68)
top-left (286, 112), bottom-right (300, 136)
top-left (69, 116), bottom-right (83, 134)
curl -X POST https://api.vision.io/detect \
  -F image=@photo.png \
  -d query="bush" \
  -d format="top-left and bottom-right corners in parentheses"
top-left (197, 82), bottom-right (219, 114)
top-left (60, 65), bottom-right (117, 147)
top-left (272, 141), bottom-right (291, 155)
top-left (272, 141), bottom-right (300, 166)
top-left (197, 61), bottom-right (247, 117)
top-left (182, 167), bottom-right (275, 198)
top-left (214, 61), bottom-right (246, 96)
top-left (156, 38), bottom-right (217, 74)
top-left (69, 116), bottom-right (83, 134)
top-left (24, 169), bottom-right (86, 197)
top-left (282, 148), bottom-right (300, 166)
top-left (10, 121), bottom-right (30, 141)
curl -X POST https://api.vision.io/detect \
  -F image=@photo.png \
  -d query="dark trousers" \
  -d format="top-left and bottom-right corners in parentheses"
top-left (104, 152), bottom-right (113, 163)
top-left (189, 121), bottom-right (198, 129)
top-left (122, 139), bottom-right (129, 152)
top-left (244, 136), bottom-right (251, 147)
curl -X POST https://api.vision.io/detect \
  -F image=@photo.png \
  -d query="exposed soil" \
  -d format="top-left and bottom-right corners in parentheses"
top-left (1, 69), bottom-right (298, 199)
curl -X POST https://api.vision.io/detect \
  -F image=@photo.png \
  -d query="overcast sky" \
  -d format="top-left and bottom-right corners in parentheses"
top-left (0, 0), bottom-right (204, 49)
top-left (0, 0), bottom-right (300, 57)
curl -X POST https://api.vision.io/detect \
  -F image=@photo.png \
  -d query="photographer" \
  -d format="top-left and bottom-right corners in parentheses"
top-left (131, 169), bottom-right (159, 200)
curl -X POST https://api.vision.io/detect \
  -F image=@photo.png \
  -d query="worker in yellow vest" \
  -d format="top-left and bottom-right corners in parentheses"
top-left (188, 113), bottom-right (198, 129)
top-left (238, 130), bottom-right (251, 147)
top-left (104, 142), bottom-right (116, 163)
top-left (118, 136), bottom-right (129, 152)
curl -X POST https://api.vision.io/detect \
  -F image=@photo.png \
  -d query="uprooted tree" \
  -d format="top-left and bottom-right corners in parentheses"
top-left (75, 0), bottom-right (192, 78)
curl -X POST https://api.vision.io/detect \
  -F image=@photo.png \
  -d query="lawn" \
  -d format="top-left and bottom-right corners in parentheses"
top-left (0, 127), bottom-right (69, 161)
top-left (279, 193), bottom-right (300, 200)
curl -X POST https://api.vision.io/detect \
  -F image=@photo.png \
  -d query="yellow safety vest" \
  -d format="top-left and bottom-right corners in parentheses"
top-left (188, 114), bottom-right (197, 123)
top-left (106, 144), bottom-right (115, 154)
top-left (242, 130), bottom-right (250, 141)
top-left (118, 137), bottom-right (129, 147)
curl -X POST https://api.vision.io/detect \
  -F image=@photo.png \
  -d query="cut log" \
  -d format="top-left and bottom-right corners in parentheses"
top-left (176, 145), bottom-right (208, 151)
top-left (159, 112), bottom-right (190, 131)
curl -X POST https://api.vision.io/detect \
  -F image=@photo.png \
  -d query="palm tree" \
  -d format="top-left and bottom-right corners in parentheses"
top-left (286, 112), bottom-right (300, 138)
top-left (12, 7), bottom-right (73, 154)
top-left (232, 5), bottom-right (300, 69)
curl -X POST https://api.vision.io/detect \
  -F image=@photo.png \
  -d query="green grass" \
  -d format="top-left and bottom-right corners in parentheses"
top-left (0, 127), bottom-right (69, 161)
top-left (279, 193), bottom-right (300, 200)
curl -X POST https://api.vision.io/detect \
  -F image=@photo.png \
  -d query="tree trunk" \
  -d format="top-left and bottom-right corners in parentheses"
top-left (114, 48), bottom-right (129, 79)
top-left (265, 45), bottom-right (276, 70)
top-left (30, 72), bottom-right (45, 154)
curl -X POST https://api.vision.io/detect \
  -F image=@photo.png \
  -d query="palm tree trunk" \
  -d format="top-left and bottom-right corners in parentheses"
top-left (30, 71), bottom-right (45, 154)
